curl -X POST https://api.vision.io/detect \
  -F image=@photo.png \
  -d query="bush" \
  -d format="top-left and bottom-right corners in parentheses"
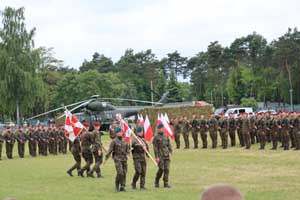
top-left (240, 97), bottom-right (258, 110)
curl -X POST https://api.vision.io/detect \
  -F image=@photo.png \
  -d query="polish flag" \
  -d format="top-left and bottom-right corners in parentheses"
top-left (156, 113), bottom-right (163, 126)
top-left (121, 119), bottom-right (131, 144)
top-left (144, 115), bottom-right (153, 142)
top-left (138, 114), bottom-right (144, 126)
top-left (161, 113), bottom-right (174, 139)
top-left (64, 110), bottom-right (84, 142)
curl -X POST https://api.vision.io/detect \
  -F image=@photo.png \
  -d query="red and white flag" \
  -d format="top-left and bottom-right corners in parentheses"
top-left (161, 113), bottom-right (174, 139)
top-left (138, 114), bottom-right (144, 126)
top-left (64, 110), bottom-right (84, 142)
top-left (156, 113), bottom-right (162, 126)
top-left (144, 115), bottom-right (153, 142)
top-left (121, 119), bottom-right (131, 144)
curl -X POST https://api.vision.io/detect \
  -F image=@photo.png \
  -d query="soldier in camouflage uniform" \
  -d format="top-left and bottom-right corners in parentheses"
top-left (242, 113), bottom-right (251, 149)
top-left (131, 126), bottom-right (149, 190)
top-left (105, 127), bottom-right (130, 192)
top-left (62, 126), bottom-right (68, 154)
top-left (270, 114), bottom-right (279, 150)
top-left (88, 121), bottom-right (103, 178)
top-left (236, 114), bottom-right (245, 147)
top-left (218, 113), bottom-right (228, 149)
top-left (57, 126), bottom-right (65, 154)
top-left (228, 113), bottom-right (236, 146)
top-left (37, 126), bottom-right (43, 155)
top-left (171, 117), bottom-right (181, 149)
top-left (153, 123), bottom-right (172, 188)
top-left (14, 126), bottom-right (27, 158)
top-left (256, 113), bottom-right (267, 150)
top-left (281, 112), bottom-right (290, 150)
top-left (67, 136), bottom-right (81, 176)
top-left (49, 126), bottom-right (58, 155)
top-left (109, 120), bottom-right (120, 140)
top-left (182, 116), bottom-right (190, 149)
top-left (249, 113), bottom-right (257, 144)
top-left (3, 126), bottom-right (15, 159)
top-left (199, 114), bottom-right (208, 149)
top-left (290, 112), bottom-right (298, 149)
top-left (265, 112), bottom-right (272, 143)
top-left (40, 127), bottom-right (49, 156)
top-left (27, 126), bottom-right (38, 157)
top-left (78, 122), bottom-right (94, 177)
top-left (208, 113), bottom-right (218, 149)
top-left (294, 113), bottom-right (300, 150)
top-left (0, 129), bottom-right (4, 160)
top-left (190, 113), bottom-right (199, 149)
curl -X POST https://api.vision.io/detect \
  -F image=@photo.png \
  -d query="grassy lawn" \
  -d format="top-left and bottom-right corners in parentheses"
top-left (1, 134), bottom-right (300, 200)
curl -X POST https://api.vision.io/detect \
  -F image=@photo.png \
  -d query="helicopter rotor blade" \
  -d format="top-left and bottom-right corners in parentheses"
top-left (26, 100), bottom-right (88, 121)
top-left (56, 99), bottom-right (95, 120)
top-left (100, 98), bottom-right (163, 105)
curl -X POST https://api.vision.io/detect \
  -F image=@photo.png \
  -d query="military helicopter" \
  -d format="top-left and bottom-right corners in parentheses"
top-left (26, 92), bottom-right (169, 130)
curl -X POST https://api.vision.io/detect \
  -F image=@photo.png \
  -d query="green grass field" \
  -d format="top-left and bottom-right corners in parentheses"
top-left (1, 135), bottom-right (300, 200)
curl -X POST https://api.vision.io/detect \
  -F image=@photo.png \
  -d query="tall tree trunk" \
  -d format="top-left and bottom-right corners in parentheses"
top-left (16, 99), bottom-right (20, 125)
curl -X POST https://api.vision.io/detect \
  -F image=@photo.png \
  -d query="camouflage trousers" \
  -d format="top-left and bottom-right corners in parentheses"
top-left (81, 149), bottom-right (93, 175)
top-left (258, 130), bottom-right (266, 149)
top-left (200, 130), bottom-right (207, 148)
top-left (174, 133), bottom-right (181, 149)
top-left (271, 130), bottom-right (278, 150)
top-left (90, 150), bottom-right (103, 176)
top-left (243, 131), bottom-right (251, 149)
top-left (114, 160), bottom-right (128, 189)
top-left (295, 131), bottom-right (300, 150)
top-left (209, 130), bottom-right (218, 148)
top-left (28, 141), bottom-right (37, 157)
top-left (132, 159), bottom-right (147, 187)
top-left (69, 151), bottom-right (81, 172)
top-left (289, 129), bottom-right (295, 148)
top-left (0, 142), bottom-right (3, 159)
top-left (191, 131), bottom-right (199, 149)
top-left (249, 129), bottom-right (256, 144)
top-left (183, 132), bottom-right (190, 149)
top-left (17, 142), bottom-right (25, 158)
top-left (282, 129), bottom-right (290, 150)
top-left (6, 143), bottom-right (14, 159)
top-left (219, 129), bottom-right (228, 149)
top-left (228, 129), bottom-right (236, 147)
top-left (155, 158), bottom-right (170, 186)
top-left (237, 129), bottom-right (245, 147)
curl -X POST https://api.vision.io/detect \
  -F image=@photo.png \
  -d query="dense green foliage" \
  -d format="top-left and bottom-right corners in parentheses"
top-left (1, 6), bottom-right (300, 121)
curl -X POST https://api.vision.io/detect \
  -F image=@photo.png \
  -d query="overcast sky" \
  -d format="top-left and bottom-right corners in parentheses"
top-left (1, 0), bottom-right (299, 68)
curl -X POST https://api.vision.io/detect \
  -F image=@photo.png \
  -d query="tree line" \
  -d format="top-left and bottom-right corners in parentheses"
top-left (0, 6), bottom-right (300, 122)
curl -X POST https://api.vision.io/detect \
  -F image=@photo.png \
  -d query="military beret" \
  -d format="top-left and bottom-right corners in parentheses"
top-left (115, 127), bottom-right (122, 133)
top-left (94, 121), bottom-right (101, 126)
top-left (157, 123), bottom-right (164, 129)
top-left (83, 122), bottom-right (90, 127)
top-left (136, 126), bottom-right (143, 132)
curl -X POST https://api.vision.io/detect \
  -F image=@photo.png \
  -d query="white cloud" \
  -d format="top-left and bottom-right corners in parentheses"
top-left (1, 0), bottom-right (300, 67)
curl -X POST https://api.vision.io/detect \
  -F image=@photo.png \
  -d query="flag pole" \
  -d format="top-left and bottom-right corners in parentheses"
top-left (130, 129), bottom-right (158, 166)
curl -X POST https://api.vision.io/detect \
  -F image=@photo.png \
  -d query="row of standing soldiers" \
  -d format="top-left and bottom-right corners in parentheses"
top-left (171, 111), bottom-right (300, 150)
top-left (0, 125), bottom-right (68, 160)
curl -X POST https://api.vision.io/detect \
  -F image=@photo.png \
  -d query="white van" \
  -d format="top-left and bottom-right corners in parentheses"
top-left (225, 107), bottom-right (253, 118)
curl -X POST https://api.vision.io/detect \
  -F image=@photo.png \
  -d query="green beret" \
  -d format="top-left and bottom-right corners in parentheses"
top-left (136, 126), bottom-right (143, 132)
top-left (115, 127), bottom-right (122, 133)
top-left (157, 123), bottom-right (164, 129)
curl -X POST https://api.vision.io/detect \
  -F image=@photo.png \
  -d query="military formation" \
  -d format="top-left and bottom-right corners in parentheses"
top-left (0, 124), bottom-right (67, 160)
top-left (170, 111), bottom-right (300, 150)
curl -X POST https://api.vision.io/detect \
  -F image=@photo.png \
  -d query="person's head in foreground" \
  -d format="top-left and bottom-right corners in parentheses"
top-left (201, 184), bottom-right (243, 200)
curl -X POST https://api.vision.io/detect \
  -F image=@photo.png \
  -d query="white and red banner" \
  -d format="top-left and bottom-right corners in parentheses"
top-left (144, 115), bottom-right (153, 142)
top-left (64, 110), bottom-right (84, 142)
top-left (156, 113), bottom-right (174, 139)
top-left (121, 119), bottom-right (132, 144)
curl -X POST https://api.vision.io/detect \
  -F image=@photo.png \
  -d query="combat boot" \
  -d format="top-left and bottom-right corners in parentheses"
top-left (131, 182), bottom-right (137, 189)
top-left (164, 183), bottom-right (171, 188)
top-left (155, 180), bottom-right (159, 188)
top-left (66, 170), bottom-right (73, 177)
